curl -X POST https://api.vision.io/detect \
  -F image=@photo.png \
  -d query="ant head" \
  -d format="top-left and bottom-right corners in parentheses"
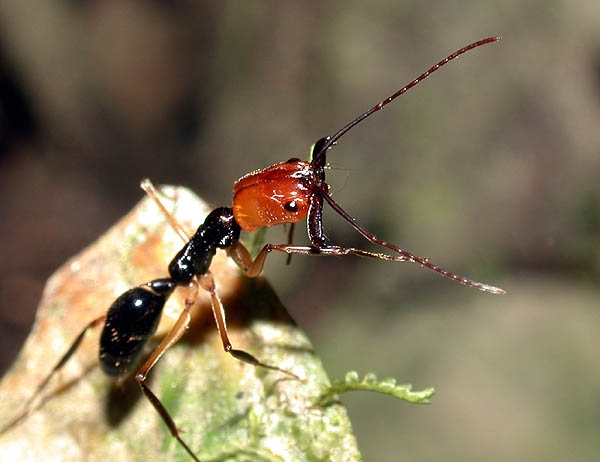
top-left (232, 159), bottom-right (314, 232)
top-left (232, 36), bottom-right (502, 292)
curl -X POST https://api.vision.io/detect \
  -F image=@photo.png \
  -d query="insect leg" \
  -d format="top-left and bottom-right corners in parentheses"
top-left (1, 315), bottom-right (106, 433)
top-left (133, 281), bottom-right (200, 462)
top-left (230, 236), bottom-right (503, 294)
top-left (227, 241), bottom-right (408, 279)
top-left (285, 222), bottom-right (296, 265)
top-left (140, 178), bottom-right (191, 242)
top-left (198, 271), bottom-right (299, 379)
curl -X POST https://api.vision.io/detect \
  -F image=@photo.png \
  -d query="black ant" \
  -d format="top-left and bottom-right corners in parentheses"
top-left (2, 36), bottom-right (504, 461)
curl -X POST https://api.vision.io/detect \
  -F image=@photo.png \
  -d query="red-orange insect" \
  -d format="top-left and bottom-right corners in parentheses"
top-left (3, 36), bottom-right (504, 461)
top-left (231, 36), bottom-right (504, 293)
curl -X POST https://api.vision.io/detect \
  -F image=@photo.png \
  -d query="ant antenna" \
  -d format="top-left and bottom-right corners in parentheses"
top-left (320, 192), bottom-right (505, 294)
top-left (312, 36), bottom-right (501, 165)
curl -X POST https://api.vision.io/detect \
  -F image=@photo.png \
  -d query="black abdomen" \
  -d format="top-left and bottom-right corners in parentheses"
top-left (99, 279), bottom-right (175, 378)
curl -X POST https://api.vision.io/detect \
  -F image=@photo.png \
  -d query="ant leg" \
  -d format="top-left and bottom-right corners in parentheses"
top-left (227, 241), bottom-right (408, 279)
top-left (133, 282), bottom-right (200, 462)
top-left (237, 238), bottom-right (503, 295)
top-left (132, 272), bottom-right (298, 462)
top-left (140, 178), bottom-right (191, 243)
top-left (285, 222), bottom-right (295, 265)
top-left (197, 271), bottom-right (300, 379)
top-left (1, 315), bottom-right (106, 433)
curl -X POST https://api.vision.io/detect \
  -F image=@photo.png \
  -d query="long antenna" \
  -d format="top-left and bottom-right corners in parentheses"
top-left (321, 192), bottom-right (505, 294)
top-left (312, 36), bottom-right (501, 165)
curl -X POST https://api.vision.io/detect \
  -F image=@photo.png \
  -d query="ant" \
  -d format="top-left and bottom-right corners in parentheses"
top-left (2, 36), bottom-right (504, 461)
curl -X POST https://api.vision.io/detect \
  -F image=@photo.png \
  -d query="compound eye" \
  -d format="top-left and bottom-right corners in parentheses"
top-left (284, 201), bottom-right (299, 213)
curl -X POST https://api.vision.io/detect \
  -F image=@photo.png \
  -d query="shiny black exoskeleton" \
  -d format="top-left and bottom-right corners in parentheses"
top-left (99, 279), bottom-right (175, 377)
top-left (99, 207), bottom-right (241, 377)
top-left (168, 207), bottom-right (240, 284)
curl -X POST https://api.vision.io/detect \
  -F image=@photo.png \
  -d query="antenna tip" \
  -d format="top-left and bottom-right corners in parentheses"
top-left (484, 284), bottom-right (506, 295)
top-left (481, 36), bottom-right (502, 45)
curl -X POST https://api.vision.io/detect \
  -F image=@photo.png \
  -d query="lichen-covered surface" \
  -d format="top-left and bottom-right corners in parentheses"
top-left (0, 187), bottom-right (360, 462)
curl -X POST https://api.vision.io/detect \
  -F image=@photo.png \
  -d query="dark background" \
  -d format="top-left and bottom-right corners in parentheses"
top-left (1, 1), bottom-right (599, 460)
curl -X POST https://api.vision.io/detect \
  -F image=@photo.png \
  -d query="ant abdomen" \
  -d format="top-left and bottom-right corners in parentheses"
top-left (99, 278), bottom-right (175, 378)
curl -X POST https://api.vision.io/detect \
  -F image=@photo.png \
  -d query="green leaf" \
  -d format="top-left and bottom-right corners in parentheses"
top-left (319, 371), bottom-right (435, 406)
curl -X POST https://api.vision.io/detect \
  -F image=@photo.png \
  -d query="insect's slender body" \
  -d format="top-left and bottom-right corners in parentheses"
top-left (99, 207), bottom-right (240, 379)
top-left (2, 37), bottom-right (505, 462)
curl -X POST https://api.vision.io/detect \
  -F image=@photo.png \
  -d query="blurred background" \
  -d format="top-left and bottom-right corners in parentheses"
top-left (1, 1), bottom-right (599, 460)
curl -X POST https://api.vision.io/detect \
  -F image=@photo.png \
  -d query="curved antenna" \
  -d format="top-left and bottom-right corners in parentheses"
top-left (311, 36), bottom-right (501, 165)
top-left (320, 191), bottom-right (505, 294)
